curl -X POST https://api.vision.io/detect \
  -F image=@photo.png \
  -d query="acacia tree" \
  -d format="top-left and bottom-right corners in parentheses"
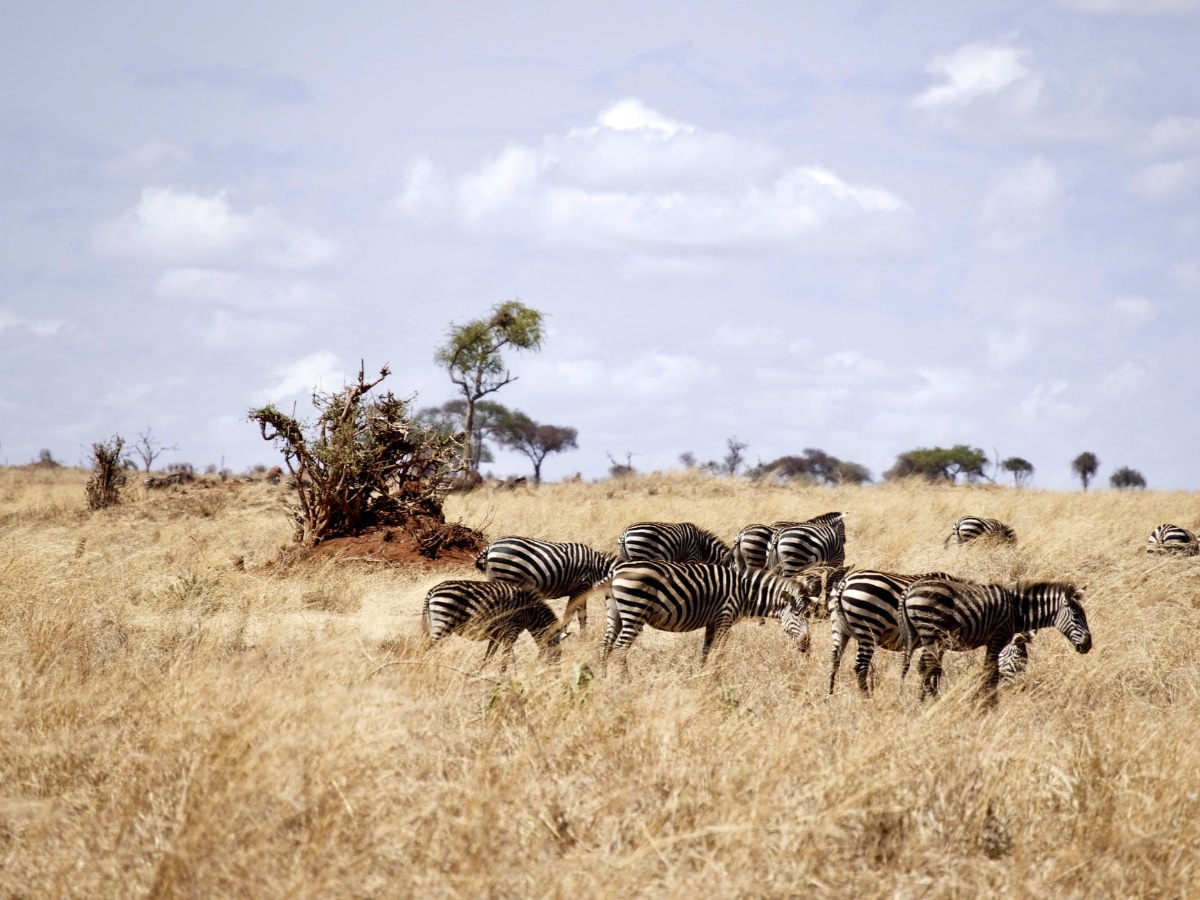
top-left (416, 398), bottom-right (512, 470)
top-left (1072, 452), bottom-right (1100, 491)
top-left (746, 448), bottom-right (872, 485)
top-left (132, 428), bottom-right (178, 473)
top-left (1110, 466), bottom-right (1147, 490)
top-left (434, 301), bottom-right (544, 473)
top-left (248, 363), bottom-right (464, 547)
top-left (884, 445), bottom-right (989, 483)
top-left (1001, 457), bottom-right (1035, 487)
top-left (494, 411), bottom-right (579, 483)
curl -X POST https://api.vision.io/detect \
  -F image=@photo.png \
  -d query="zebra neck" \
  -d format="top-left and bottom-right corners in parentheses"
top-left (742, 572), bottom-right (786, 616)
top-left (1013, 587), bottom-right (1062, 631)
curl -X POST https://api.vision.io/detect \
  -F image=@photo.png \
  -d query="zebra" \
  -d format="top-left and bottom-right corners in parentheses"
top-left (601, 562), bottom-right (810, 675)
top-left (618, 522), bottom-right (733, 567)
top-left (900, 578), bottom-right (1091, 702)
top-left (766, 512), bottom-right (846, 576)
top-left (1146, 524), bottom-right (1199, 557)
top-left (944, 516), bottom-right (1017, 547)
top-left (421, 580), bottom-right (565, 670)
top-left (731, 520), bottom-right (803, 572)
top-left (475, 536), bottom-right (618, 632)
top-left (828, 569), bottom-right (1033, 695)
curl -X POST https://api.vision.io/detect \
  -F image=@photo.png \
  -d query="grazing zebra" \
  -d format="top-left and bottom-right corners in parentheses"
top-left (1146, 524), bottom-right (1200, 557)
top-left (421, 580), bottom-right (565, 670)
top-left (828, 570), bottom-right (1033, 695)
top-left (767, 512), bottom-right (846, 576)
top-left (602, 562), bottom-right (810, 675)
top-left (944, 516), bottom-right (1017, 547)
top-left (900, 578), bottom-right (1091, 702)
top-left (475, 537), bottom-right (618, 632)
top-left (618, 522), bottom-right (733, 567)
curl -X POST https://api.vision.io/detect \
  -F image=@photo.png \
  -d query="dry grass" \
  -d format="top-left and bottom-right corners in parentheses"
top-left (3, 466), bottom-right (1200, 897)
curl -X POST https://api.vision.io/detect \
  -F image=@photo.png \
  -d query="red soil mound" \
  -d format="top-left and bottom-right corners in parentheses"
top-left (289, 519), bottom-right (487, 570)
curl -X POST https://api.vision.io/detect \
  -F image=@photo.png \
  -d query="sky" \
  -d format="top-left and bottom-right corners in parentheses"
top-left (2, 0), bottom-right (1199, 489)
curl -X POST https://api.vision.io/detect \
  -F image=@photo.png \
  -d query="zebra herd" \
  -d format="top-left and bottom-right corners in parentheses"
top-left (418, 511), bottom-right (1109, 702)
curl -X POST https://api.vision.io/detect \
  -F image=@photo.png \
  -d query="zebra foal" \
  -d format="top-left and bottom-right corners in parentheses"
top-left (476, 536), bottom-right (618, 632)
top-left (618, 522), bottom-right (733, 567)
top-left (602, 562), bottom-right (810, 675)
top-left (900, 578), bottom-right (1091, 702)
top-left (1146, 524), bottom-right (1199, 557)
top-left (945, 516), bottom-right (1016, 547)
top-left (421, 580), bottom-right (565, 670)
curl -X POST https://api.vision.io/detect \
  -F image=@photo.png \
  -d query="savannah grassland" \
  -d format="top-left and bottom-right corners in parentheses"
top-left (2, 466), bottom-right (1199, 899)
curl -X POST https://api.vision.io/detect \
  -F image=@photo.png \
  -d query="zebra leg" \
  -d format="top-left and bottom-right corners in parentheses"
top-left (853, 638), bottom-right (877, 697)
top-left (980, 640), bottom-right (1005, 706)
top-left (700, 623), bottom-right (732, 668)
top-left (828, 627), bottom-right (847, 695)
top-left (563, 591), bottom-right (588, 633)
top-left (916, 646), bottom-right (942, 700)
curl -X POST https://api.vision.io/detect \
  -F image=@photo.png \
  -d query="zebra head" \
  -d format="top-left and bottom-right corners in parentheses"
top-left (778, 597), bottom-right (811, 653)
top-left (1052, 586), bottom-right (1092, 654)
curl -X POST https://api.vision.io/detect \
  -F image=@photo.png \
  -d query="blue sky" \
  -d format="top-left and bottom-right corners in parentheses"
top-left (2, 0), bottom-right (1199, 488)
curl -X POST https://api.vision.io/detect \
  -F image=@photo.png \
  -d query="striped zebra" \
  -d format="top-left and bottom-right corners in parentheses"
top-left (828, 569), bottom-right (1031, 695)
top-left (1146, 524), bottom-right (1199, 557)
top-left (998, 631), bottom-right (1035, 684)
top-left (767, 512), bottom-right (846, 576)
top-left (618, 522), bottom-right (733, 567)
top-left (601, 562), bottom-right (810, 675)
top-left (475, 537), bottom-right (618, 632)
top-left (944, 516), bottom-right (1016, 547)
top-left (421, 580), bottom-right (565, 670)
top-left (900, 578), bottom-right (1091, 701)
top-left (731, 521), bottom-right (802, 572)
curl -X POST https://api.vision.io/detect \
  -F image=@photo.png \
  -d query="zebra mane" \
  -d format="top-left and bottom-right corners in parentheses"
top-left (804, 511), bottom-right (846, 526)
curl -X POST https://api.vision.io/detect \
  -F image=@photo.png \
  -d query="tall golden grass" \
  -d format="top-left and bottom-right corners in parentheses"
top-left (2, 465), bottom-right (1199, 897)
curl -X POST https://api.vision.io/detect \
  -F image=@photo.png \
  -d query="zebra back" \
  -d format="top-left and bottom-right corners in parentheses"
top-left (732, 524), bottom-right (775, 572)
top-left (1146, 524), bottom-right (1199, 556)
top-left (618, 522), bottom-right (733, 566)
top-left (767, 513), bottom-right (846, 575)
top-left (476, 536), bottom-right (618, 598)
top-left (946, 516), bottom-right (1017, 547)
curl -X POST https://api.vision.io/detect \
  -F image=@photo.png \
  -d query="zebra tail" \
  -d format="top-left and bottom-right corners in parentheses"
top-left (898, 588), bottom-right (917, 682)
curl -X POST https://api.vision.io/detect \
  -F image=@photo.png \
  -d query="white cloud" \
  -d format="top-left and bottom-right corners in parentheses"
top-left (987, 328), bottom-right (1034, 368)
top-left (93, 186), bottom-right (338, 269)
top-left (204, 310), bottom-right (306, 349)
top-left (910, 38), bottom-right (1041, 113)
top-left (980, 157), bottom-right (1063, 250)
top-left (1128, 157), bottom-right (1200, 202)
top-left (1058, 0), bottom-right (1200, 14)
top-left (1102, 362), bottom-right (1150, 395)
top-left (0, 307), bottom-right (67, 337)
top-left (1016, 380), bottom-right (1086, 424)
top-left (389, 99), bottom-right (911, 256)
top-left (256, 350), bottom-right (346, 402)
top-left (1142, 117), bottom-right (1200, 155)
top-left (1108, 295), bottom-right (1155, 327)
top-left (153, 267), bottom-right (333, 311)
top-left (609, 352), bottom-right (710, 399)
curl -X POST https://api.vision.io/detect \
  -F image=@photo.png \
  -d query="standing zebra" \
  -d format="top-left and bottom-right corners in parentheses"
top-left (421, 580), bottom-right (565, 670)
top-left (767, 512), bottom-right (846, 576)
top-left (475, 537), bottom-right (618, 632)
top-left (602, 562), bottom-right (810, 675)
top-left (1146, 524), bottom-right (1200, 557)
top-left (731, 521), bottom-right (801, 572)
top-left (828, 569), bottom-right (1033, 695)
top-left (945, 516), bottom-right (1017, 547)
top-left (900, 578), bottom-right (1091, 701)
top-left (618, 522), bottom-right (733, 567)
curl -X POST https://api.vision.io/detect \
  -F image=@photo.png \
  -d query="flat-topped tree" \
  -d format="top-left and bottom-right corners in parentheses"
top-left (248, 363), bottom-right (462, 547)
top-left (434, 301), bottom-right (544, 474)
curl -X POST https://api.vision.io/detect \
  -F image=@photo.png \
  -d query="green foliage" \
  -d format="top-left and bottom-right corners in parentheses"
top-left (85, 435), bottom-right (127, 510)
top-left (884, 445), bottom-right (989, 483)
top-left (434, 300), bottom-right (546, 472)
top-left (1072, 451), bottom-right (1100, 491)
top-left (248, 364), bottom-right (463, 546)
top-left (1110, 466), bottom-right (1147, 490)
top-left (1001, 457), bottom-right (1034, 487)
top-left (491, 410), bottom-right (579, 483)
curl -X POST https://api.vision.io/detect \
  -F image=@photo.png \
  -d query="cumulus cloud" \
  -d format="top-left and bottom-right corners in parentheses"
top-left (256, 351), bottom-right (347, 402)
top-left (1141, 117), bottom-right (1200, 155)
top-left (1102, 362), bottom-right (1150, 395)
top-left (153, 267), bottom-right (333, 311)
top-left (1108, 295), bottom-right (1155, 327)
top-left (204, 310), bottom-right (306, 349)
top-left (1016, 380), bottom-right (1086, 424)
top-left (980, 157), bottom-right (1063, 250)
top-left (390, 98), bottom-right (911, 256)
top-left (93, 187), bottom-right (338, 269)
top-left (0, 307), bottom-right (66, 337)
top-left (910, 37), bottom-right (1042, 113)
top-left (1128, 157), bottom-right (1200, 202)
